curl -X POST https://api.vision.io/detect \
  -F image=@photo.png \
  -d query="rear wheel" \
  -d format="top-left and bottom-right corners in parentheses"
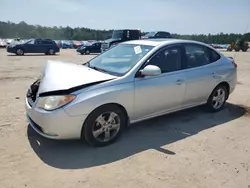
top-left (242, 48), bottom-right (248, 52)
top-left (48, 48), bottom-right (55, 55)
top-left (82, 104), bottom-right (126, 147)
top-left (16, 48), bottom-right (24, 55)
top-left (85, 50), bottom-right (90, 55)
top-left (206, 85), bottom-right (228, 112)
top-left (235, 47), bottom-right (240, 52)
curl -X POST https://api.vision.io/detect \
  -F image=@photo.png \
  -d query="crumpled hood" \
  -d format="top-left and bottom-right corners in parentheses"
top-left (38, 60), bottom-right (117, 95)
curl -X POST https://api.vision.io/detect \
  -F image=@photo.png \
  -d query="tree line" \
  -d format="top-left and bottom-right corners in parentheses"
top-left (0, 21), bottom-right (249, 44)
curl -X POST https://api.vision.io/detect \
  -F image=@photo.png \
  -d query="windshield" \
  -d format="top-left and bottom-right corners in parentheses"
top-left (25, 39), bottom-right (35, 44)
top-left (87, 44), bottom-right (154, 76)
top-left (112, 30), bottom-right (123, 39)
top-left (145, 32), bottom-right (156, 37)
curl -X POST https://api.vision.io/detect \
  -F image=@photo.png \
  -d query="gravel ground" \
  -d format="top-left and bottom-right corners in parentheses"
top-left (0, 49), bottom-right (249, 188)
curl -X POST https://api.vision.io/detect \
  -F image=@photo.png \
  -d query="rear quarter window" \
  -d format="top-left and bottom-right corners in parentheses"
top-left (209, 49), bottom-right (221, 62)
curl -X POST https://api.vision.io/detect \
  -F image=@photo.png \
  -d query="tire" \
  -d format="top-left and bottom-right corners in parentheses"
top-left (48, 48), bottom-right (55, 55)
top-left (235, 47), bottom-right (240, 52)
top-left (82, 104), bottom-right (126, 147)
top-left (45, 52), bottom-right (49, 55)
top-left (206, 85), bottom-right (228, 112)
top-left (16, 48), bottom-right (24, 56)
top-left (80, 52), bottom-right (84, 55)
top-left (85, 50), bottom-right (90, 55)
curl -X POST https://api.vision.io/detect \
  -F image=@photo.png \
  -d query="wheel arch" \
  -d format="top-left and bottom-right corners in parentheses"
top-left (16, 47), bottom-right (25, 53)
top-left (212, 81), bottom-right (230, 100)
top-left (80, 102), bottom-right (129, 139)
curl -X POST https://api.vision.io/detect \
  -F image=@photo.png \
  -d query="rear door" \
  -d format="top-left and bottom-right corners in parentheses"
top-left (181, 43), bottom-right (222, 107)
top-left (41, 40), bottom-right (54, 53)
top-left (34, 39), bottom-right (43, 53)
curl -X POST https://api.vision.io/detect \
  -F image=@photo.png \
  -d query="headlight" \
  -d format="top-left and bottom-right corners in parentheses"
top-left (36, 95), bottom-right (76, 111)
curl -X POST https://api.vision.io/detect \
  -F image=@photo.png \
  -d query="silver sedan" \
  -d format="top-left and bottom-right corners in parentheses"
top-left (26, 39), bottom-right (237, 147)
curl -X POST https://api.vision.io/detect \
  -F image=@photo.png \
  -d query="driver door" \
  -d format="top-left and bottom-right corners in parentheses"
top-left (134, 45), bottom-right (186, 120)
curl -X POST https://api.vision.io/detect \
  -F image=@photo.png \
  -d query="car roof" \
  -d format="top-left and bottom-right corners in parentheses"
top-left (123, 38), bottom-right (209, 47)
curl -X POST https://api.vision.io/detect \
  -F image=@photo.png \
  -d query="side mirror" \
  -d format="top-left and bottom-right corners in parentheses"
top-left (140, 65), bottom-right (161, 77)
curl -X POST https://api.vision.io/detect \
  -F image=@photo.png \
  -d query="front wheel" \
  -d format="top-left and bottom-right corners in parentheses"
top-left (85, 50), bottom-right (90, 55)
top-left (82, 105), bottom-right (126, 147)
top-left (206, 85), bottom-right (228, 112)
top-left (16, 48), bottom-right (24, 55)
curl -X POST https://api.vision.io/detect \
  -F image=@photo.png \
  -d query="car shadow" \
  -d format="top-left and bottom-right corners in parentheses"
top-left (77, 53), bottom-right (100, 56)
top-left (27, 103), bottom-right (248, 169)
top-left (7, 54), bottom-right (60, 56)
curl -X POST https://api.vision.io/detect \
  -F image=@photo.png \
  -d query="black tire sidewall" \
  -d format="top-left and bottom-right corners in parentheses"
top-left (207, 85), bottom-right (228, 112)
top-left (83, 105), bottom-right (126, 147)
top-left (16, 48), bottom-right (24, 55)
top-left (49, 48), bottom-right (54, 55)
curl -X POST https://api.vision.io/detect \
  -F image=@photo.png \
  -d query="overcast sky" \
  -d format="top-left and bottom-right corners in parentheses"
top-left (0, 0), bottom-right (250, 34)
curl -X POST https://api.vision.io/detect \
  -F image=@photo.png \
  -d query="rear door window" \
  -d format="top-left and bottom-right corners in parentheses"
top-left (184, 44), bottom-right (210, 69)
top-left (210, 49), bottom-right (221, 62)
top-left (42, 40), bottom-right (53, 45)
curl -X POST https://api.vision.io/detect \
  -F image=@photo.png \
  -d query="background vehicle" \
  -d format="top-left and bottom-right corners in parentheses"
top-left (7, 38), bottom-right (60, 55)
top-left (101, 29), bottom-right (141, 52)
top-left (72, 40), bottom-right (82, 49)
top-left (142, 31), bottom-right (173, 39)
top-left (76, 41), bottom-right (103, 55)
top-left (26, 39), bottom-right (237, 147)
top-left (60, 40), bottom-right (73, 49)
top-left (227, 38), bottom-right (249, 52)
top-left (0, 39), bottom-right (7, 48)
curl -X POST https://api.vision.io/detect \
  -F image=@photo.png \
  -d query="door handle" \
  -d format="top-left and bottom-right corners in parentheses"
top-left (176, 79), bottom-right (184, 85)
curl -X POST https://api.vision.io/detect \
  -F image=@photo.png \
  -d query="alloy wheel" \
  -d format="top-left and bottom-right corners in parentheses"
top-left (212, 88), bottom-right (226, 109)
top-left (92, 112), bottom-right (121, 142)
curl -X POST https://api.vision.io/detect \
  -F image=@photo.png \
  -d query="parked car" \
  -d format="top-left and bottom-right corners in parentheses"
top-left (76, 42), bottom-right (102, 54)
top-left (101, 29), bottom-right (141, 52)
top-left (26, 39), bottom-right (237, 147)
top-left (0, 39), bottom-right (7, 48)
top-left (72, 40), bottom-right (82, 49)
top-left (142, 31), bottom-right (173, 39)
top-left (7, 38), bottom-right (60, 55)
top-left (60, 40), bottom-right (73, 49)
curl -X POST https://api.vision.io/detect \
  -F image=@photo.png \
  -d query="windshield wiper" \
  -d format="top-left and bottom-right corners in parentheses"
top-left (89, 65), bottom-right (109, 74)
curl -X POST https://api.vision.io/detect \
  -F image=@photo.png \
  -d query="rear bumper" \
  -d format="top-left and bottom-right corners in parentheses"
top-left (25, 98), bottom-right (88, 139)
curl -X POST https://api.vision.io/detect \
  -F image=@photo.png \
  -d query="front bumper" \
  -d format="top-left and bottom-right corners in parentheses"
top-left (6, 47), bottom-right (16, 53)
top-left (25, 98), bottom-right (88, 139)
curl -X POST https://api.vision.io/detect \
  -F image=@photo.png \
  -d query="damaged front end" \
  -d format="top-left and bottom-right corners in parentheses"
top-left (26, 78), bottom-right (41, 107)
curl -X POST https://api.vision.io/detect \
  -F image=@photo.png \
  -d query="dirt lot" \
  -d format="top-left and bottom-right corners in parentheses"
top-left (0, 49), bottom-right (249, 188)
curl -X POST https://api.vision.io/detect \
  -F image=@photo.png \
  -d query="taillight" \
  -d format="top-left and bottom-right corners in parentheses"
top-left (228, 57), bottom-right (237, 68)
top-left (232, 60), bottom-right (237, 68)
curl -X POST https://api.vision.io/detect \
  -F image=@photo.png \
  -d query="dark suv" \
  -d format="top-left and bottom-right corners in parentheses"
top-left (142, 31), bottom-right (173, 39)
top-left (7, 38), bottom-right (60, 55)
top-left (101, 29), bottom-right (141, 52)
